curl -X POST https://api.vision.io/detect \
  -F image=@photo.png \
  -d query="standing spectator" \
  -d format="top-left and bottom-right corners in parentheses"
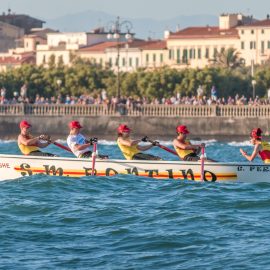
top-left (211, 85), bottom-right (218, 101)
top-left (1, 87), bottom-right (6, 98)
top-left (101, 89), bottom-right (107, 101)
top-left (267, 88), bottom-right (270, 100)
top-left (197, 85), bottom-right (204, 100)
top-left (20, 84), bottom-right (28, 98)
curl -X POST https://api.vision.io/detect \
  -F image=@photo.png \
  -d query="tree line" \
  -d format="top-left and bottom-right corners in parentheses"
top-left (0, 57), bottom-right (270, 100)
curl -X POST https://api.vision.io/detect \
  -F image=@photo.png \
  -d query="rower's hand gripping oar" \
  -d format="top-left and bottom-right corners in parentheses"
top-left (39, 135), bottom-right (72, 153)
top-left (144, 137), bottom-right (179, 157)
top-left (91, 138), bottom-right (98, 176)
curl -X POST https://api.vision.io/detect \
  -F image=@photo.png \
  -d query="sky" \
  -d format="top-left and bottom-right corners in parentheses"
top-left (3, 0), bottom-right (270, 20)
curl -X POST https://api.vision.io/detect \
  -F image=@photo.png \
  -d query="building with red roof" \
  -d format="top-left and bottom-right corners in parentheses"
top-left (77, 39), bottom-right (167, 71)
top-left (166, 13), bottom-right (270, 68)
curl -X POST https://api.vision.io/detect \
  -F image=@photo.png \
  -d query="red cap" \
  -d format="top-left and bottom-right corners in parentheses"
top-left (69, 121), bottom-right (83, 129)
top-left (176, 125), bottom-right (189, 134)
top-left (250, 128), bottom-right (262, 139)
top-left (118, 124), bottom-right (131, 133)
top-left (20, 120), bottom-right (31, 129)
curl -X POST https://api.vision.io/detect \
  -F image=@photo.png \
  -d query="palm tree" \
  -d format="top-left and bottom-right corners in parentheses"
top-left (209, 48), bottom-right (244, 69)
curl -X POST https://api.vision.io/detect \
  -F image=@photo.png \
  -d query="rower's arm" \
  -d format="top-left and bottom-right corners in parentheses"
top-left (137, 144), bottom-right (153, 151)
top-left (74, 143), bottom-right (91, 151)
top-left (240, 145), bottom-right (260, 162)
top-left (118, 137), bottom-right (140, 147)
top-left (18, 135), bottom-right (39, 146)
top-left (37, 141), bottom-right (50, 148)
top-left (173, 139), bottom-right (199, 151)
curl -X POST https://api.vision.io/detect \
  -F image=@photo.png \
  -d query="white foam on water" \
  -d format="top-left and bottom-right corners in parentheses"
top-left (227, 141), bottom-right (251, 147)
top-left (190, 139), bottom-right (217, 146)
top-left (0, 139), bottom-right (16, 144)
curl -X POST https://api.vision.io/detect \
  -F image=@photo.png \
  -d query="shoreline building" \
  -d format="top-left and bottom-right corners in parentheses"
top-left (77, 39), bottom-right (167, 71)
top-left (36, 28), bottom-right (135, 67)
top-left (166, 13), bottom-right (270, 68)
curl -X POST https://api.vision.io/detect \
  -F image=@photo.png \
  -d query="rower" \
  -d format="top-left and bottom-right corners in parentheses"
top-left (173, 125), bottom-right (205, 161)
top-left (117, 124), bottom-right (161, 160)
top-left (67, 120), bottom-right (107, 159)
top-left (18, 120), bottom-right (56, 156)
top-left (240, 128), bottom-right (270, 163)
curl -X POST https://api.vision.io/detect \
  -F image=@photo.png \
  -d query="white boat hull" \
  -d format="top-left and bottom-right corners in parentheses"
top-left (0, 154), bottom-right (269, 183)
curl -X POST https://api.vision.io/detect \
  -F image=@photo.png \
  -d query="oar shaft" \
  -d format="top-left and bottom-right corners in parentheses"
top-left (53, 141), bottom-right (72, 153)
top-left (148, 139), bottom-right (179, 157)
top-left (158, 145), bottom-right (178, 156)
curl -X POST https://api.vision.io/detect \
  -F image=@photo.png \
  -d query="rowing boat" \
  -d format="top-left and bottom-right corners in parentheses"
top-left (0, 154), bottom-right (269, 182)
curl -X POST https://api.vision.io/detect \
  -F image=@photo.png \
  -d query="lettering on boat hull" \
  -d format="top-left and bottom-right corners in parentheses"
top-left (16, 163), bottom-right (221, 181)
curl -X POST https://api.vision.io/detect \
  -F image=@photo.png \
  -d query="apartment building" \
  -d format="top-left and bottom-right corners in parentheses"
top-left (77, 39), bottom-right (167, 71)
top-left (166, 14), bottom-right (270, 69)
top-left (36, 28), bottom-right (134, 66)
top-left (237, 17), bottom-right (270, 65)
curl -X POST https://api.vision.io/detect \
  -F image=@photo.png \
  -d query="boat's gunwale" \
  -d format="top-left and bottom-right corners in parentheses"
top-left (0, 154), bottom-right (267, 167)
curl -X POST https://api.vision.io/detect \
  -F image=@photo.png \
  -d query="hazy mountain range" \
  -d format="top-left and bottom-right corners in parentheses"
top-left (45, 10), bottom-right (218, 39)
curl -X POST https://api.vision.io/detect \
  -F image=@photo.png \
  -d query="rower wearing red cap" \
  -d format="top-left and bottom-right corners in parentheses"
top-left (173, 125), bottom-right (205, 161)
top-left (117, 124), bottom-right (161, 160)
top-left (67, 121), bottom-right (107, 159)
top-left (18, 120), bottom-right (55, 156)
top-left (240, 128), bottom-right (270, 163)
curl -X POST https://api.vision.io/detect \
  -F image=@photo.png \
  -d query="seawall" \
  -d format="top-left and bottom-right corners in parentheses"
top-left (1, 116), bottom-right (269, 141)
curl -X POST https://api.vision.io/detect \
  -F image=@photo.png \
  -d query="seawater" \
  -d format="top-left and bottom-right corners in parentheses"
top-left (1, 140), bottom-right (270, 269)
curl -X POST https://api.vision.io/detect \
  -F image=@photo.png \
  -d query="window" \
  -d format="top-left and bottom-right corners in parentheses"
top-left (160, 53), bottom-right (163, 63)
top-left (189, 49), bottom-right (193, 59)
top-left (129, 57), bottom-right (132, 67)
top-left (261, 41), bottom-right (265, 54)
top-left (136, 57), bottom-right (139, 67)
top-left (262, 29), bottom-right (265, 34)
top-left (42, 55), bottom-right (46, 64)
top-left (213, 48), bottom-right (218, 58)
top-left (122, 58), bottom-right (126, 66)
top-left (251, 30), bottom-right (254, 34)
top-left (153, 54), bottom-right (156, 62)
top-left (250, 41), bottom-right (256, 50)
top-left (198, 48), bottom-right (201, 59)
top-left (100, 58), bottom-right (103, 65)
top-left (241, 41), bottom-right (245, 50)
top-left (268, 41), bottom-right (270, 49)
top-left (169, 49), bottom-right (172, 60)
top-left (146, 54), bottom-right (149, 63)
top-left (109, 58), bottom-right (112, 67)
top-left (241, 30), bottom-right (244, 34)
top-left (176, 49), bottom-right (180, 63)
top-left (205, 48), bottom-right (209, 58)
top-left (182, 49), bottom-right (188, 63)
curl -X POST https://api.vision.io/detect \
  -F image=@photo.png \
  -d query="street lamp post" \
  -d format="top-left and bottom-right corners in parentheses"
top-left (252, 79), bottom-right (256, 100)
top-left (107, 16), bottom-right (133, 98)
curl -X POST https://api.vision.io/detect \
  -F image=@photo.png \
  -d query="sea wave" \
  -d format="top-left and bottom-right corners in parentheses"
top-left (0, 139), bottom-right (16, 144)
top-left (228, 141), bottom-right (251, 147)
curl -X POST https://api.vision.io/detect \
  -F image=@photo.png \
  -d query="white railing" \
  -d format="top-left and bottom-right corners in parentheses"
top-left (1, 104), bottom-right (270, 117)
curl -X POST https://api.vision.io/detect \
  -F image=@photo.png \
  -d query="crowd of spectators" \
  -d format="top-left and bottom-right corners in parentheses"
top-left (1, 85), bottom-right (270, 107)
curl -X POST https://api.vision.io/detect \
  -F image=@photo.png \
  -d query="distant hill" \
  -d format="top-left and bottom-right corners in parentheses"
top-left (45, 10), bottom-right (218, 39)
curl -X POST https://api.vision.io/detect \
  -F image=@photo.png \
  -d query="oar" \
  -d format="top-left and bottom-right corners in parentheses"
top-left (147, 139), bottom-right (179, 157)
top-left (200, 146), bottom-right (205, 181)
top-left (91, 141), bottom-right (97, 176)
top-left (53, 141), bottom-right (72, 153)
top-left (40, 135), bottom-right (72, 153)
